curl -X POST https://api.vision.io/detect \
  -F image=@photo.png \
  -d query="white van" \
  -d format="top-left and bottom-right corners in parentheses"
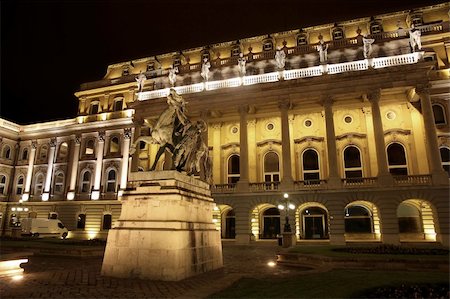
top-left (21, 218), bottom-right (69, 239)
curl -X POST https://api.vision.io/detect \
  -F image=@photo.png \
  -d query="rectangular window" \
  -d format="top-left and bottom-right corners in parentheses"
top-left (102, 214), bottom-right (112, 230)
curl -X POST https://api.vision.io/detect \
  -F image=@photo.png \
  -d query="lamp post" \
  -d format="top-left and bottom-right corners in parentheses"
top-left (277, 193), bottom-right (296, 248)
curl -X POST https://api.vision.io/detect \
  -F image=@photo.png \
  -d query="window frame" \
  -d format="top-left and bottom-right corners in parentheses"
top-left (386, 142), bottom-right (408, 175)
top-left (34, 173), bottom-right (45, 196)
top-left (432, 103), bottom-right (447, 125)
top-left (102, 214), bottom-right (113, 230)
top-left (343, 145), bottom-right (363, 178)
top-left (301, 148), bottom-right (320, 182)
top-left (2, 145), bottom-right (11, 160)
top-left (227, 154), bottom-right (240, 184)
top-left (80, 170), bottom-right (92, 194)
top-left (0, 174), bottom-right (7, 195)
top-left (53, 171), bottom-right (65, 194)
top-left (105, 168), bottom-right (117, 193)
top-left (16, 175), bottom-right (24, 195)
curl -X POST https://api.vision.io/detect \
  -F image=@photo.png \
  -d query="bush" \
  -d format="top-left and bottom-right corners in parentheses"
top-left (332, 244), bottom-right (449, 255)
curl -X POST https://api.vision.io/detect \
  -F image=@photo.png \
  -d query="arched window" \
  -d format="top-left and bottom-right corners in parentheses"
top-left (90, 101), bottom-right (99, 114)
top-left (58, 142), bottom-right (69, 160)
top-left (224, 209), bottom-right (236, 239)
top-left (302, 149), bottom-right (320, 182)
top-left (227, 155), bottom-right (240, 184)
top-left (397, 203), bottom-right (421, 233)
top-left (343, 146), bottom-right (363, 178)
top-left (113, 98), bottom-right (123, 111)
top-left (262, 208), bottom-right (280, 239)
top-left (432, 104), bottom-right (446, 125)
top-left (77, 214), bottom-right (86, 229)
top-left (16, 175), bottom-right (24, 195)
top-left (264, 152), bottom-right (280, 182)
top-left (80, 170), bottom-right (91, 193)
top-left (110, 136), bottom-right (120, 153)
top-left (53, 172), bottom-right (65, 194)
top-left (297, 33), bottom-right (308, 45)
top-left (22, 148), bottom-right (28, 161)
top-left (332, 27), bottom-right (345, 40)
top-left (2, 145), bottom-right (11, 159)
top-left (102, 214), bottom-right (112, 230)
top-left (106, 169), bottom-right (117, 192)
top-left (440, 147), bottom-right (450, 177)
top-left (39, 145), bottom-right (48, 161)
top-left (262, 38), bottom-right (273, 51)
top-left (301, 207), bottom-right (329, 239)
top-left (85, 139), bottom-right (95, 155)
top-left (0, 175), bottom-right (6, 194)
top-left (34, 173), bottom-right (45, 196)
top-left (387, 143), bottom-right (408, 175)
top-left (344, 205), bottom-right (373, 233)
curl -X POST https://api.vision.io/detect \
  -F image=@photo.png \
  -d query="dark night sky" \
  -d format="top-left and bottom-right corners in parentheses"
top-left (0, 0), bottom-right (443, 124)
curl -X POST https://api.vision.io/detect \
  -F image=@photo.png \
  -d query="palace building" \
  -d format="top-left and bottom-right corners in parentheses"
top-left (1, 3), bottom-right (449, 245)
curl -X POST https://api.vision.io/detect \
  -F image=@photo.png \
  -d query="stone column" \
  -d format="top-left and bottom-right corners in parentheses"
top-left (67, 136), bottom-right (81, 200)
top-left (279, 100), bottom-right (294, 189)
top-left (328, 199), bottom-right (346, 245)
top-left (130, 119), bottom-right (142, 172)
top-left (322, 96), bottom-right (341, 187)
top-left (22, 141), bottom-right (37, 201)
top-left (368, 90), bottom-right (393, 185)
top-left (119, 128), bottom-right (132, 194)
top-left (91, 131), bottom-right (105, 200)
top-left (212, 123), bottom-right (222, 183)
top-left (234, 204), bottom-right (252, 244)
top-left (416, 84), bottom-right (448, 185)
top-left (42, 138), bottom-right (57, 201)
top-left (236, 105), bottom-right (249, 191)
top-left (378, 200), bottom-right (400, 245)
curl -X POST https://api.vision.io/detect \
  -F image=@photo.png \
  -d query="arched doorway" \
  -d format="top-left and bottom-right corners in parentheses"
top-left (397, 199), bottom-right (437, 241)
top-left (344, 201), bottom-right (381, 241)
top-left (224, 209), bottom-right (236, 239)
top-left (298, 205), bottom-right (329, 239)
top-left (261, 207), bottom-right (280, 239)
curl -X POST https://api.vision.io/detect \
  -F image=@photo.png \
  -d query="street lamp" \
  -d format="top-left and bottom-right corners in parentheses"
top-left (277, 193), bottom-right (295, 232)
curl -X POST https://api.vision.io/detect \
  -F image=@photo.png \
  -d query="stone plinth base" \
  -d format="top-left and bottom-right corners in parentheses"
top-left (282, 232), bottom-right (296, 248)
top-left (101, 171), bottom-right (223, 281)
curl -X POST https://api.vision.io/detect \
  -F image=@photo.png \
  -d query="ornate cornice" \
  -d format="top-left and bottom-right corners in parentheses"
top-left (294, 136), bottom-right (324, 144)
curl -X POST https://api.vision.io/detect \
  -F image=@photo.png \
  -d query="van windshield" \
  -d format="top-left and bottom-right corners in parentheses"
top-left (58, 223), bottom-right (65, 229)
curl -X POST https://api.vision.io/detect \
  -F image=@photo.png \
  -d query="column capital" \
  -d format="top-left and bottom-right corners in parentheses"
top-left (362, 107), bottom-right (372, 115)
top-left (321, 95), bottom-right (334, 107)
top-left (31, 140), bottom-right (38, 149)
top-left (75, 135), bottom-right (82, 145)
top-left (238, 105), bottom-right (249, 115)
top-left (367, 89), bottom-right (381, 103)
top-left (98, 131), bottom-right (106, 142)
top-left (211, 122), bottom-right (222, 130)
top-left (124, 128), bottom-right (132, 139)
top-left (415, 83), bottom-right (432, 96)
top-left (278, 100), bottom-right (291, 111)
top-left (49, 137), bottom-right (57, 148)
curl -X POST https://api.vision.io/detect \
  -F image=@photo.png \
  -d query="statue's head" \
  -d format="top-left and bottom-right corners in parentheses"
top-left (196, 120), bottom-right (207, 132)
top-left (239, 53), bottom-right (243, 58)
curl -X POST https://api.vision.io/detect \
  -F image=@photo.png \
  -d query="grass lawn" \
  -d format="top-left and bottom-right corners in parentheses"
top-left (209, 269), bottom-right (449, 298)
top-left (288, 245), bottom-right (449, 261)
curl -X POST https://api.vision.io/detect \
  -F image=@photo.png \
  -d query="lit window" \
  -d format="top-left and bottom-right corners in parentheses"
top-left (58, 142), bottom-right (69, 160)
top-left (332, 27), bottom-right (345, 40)
top-left (387, 143), bottom-right (408, 175)
top-left (110, 137), bottom-right (120, 153)
top-left (440, 147), bottom-right (450, 177)
top-left (432, 104), bottom-right (446, 125)
top-left (297, 34), bottom-right (308, 46)
top-left (227, 155), bottom-right (240, 184)
top-left (302, 149), bottom-right (320, 182)
top-left (54, 172), bottom-right (64, 194)
top-left (102, 214), bottom-right (112, 230)
top-left (16, 176), bottom-right (24, 195)
top-left (370, 21), bottom-right (383, 34)
top-left (2, 145), bottom-right (11, 159)
top-left (343, 146), bottom-right (363, 178)
top-left (77, 214), bottom-right (86, 229)
top-left (0, 175), bottom-right (6, 194)
top-left (106, 169), bottom-right (117, 193)
top-left (34, 173), bottom-right (45, 196)
top-left (85, 139), bottom-right (95, 155)
top-left (80, 171), bottom-right (91, 193)
top-left (263, 39), bottom-right (273, 51)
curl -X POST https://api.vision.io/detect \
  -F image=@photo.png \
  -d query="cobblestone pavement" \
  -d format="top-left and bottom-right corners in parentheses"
top-left (0, 242), bottom-right (305, 298)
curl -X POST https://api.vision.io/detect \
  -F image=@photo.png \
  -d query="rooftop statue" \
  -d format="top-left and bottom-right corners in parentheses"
top-left (362, 36), bottom-right (375, 59)
top-left (131, 89), bottom-right (212, 183)
top-left (168, 66), bottom-right (178, 86)
top-left (135, 72), bottom-right (147, 92)
top-left (317, 40), bottom-right (329, 64)
top-left (275, 47), bottom-right (286, 69)
top-left (409, 28), bottom-right (422, 52)
top-left (237, 53), bottom-right (246, 76)
top-left (200, 58), bottom-right (211, 81)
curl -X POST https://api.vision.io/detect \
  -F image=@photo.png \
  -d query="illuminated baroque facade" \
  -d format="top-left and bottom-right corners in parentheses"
top-left (1, 3), bottom-right (449, 245)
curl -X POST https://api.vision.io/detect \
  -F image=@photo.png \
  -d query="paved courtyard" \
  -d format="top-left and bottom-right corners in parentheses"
top-left (1, 242), bottom-right (305, 298)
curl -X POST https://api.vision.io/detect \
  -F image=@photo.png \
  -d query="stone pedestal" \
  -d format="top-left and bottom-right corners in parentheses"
top-left (101, 171), bottom-right (223, 281)
top-left (282, 232), bottom-right (296, 248)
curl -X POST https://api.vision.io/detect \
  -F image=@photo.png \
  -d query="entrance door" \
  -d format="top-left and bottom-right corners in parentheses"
top-left (304, 215), bottom-right (325, 239)
top-left (225, 217), bottom-right (236, 239)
